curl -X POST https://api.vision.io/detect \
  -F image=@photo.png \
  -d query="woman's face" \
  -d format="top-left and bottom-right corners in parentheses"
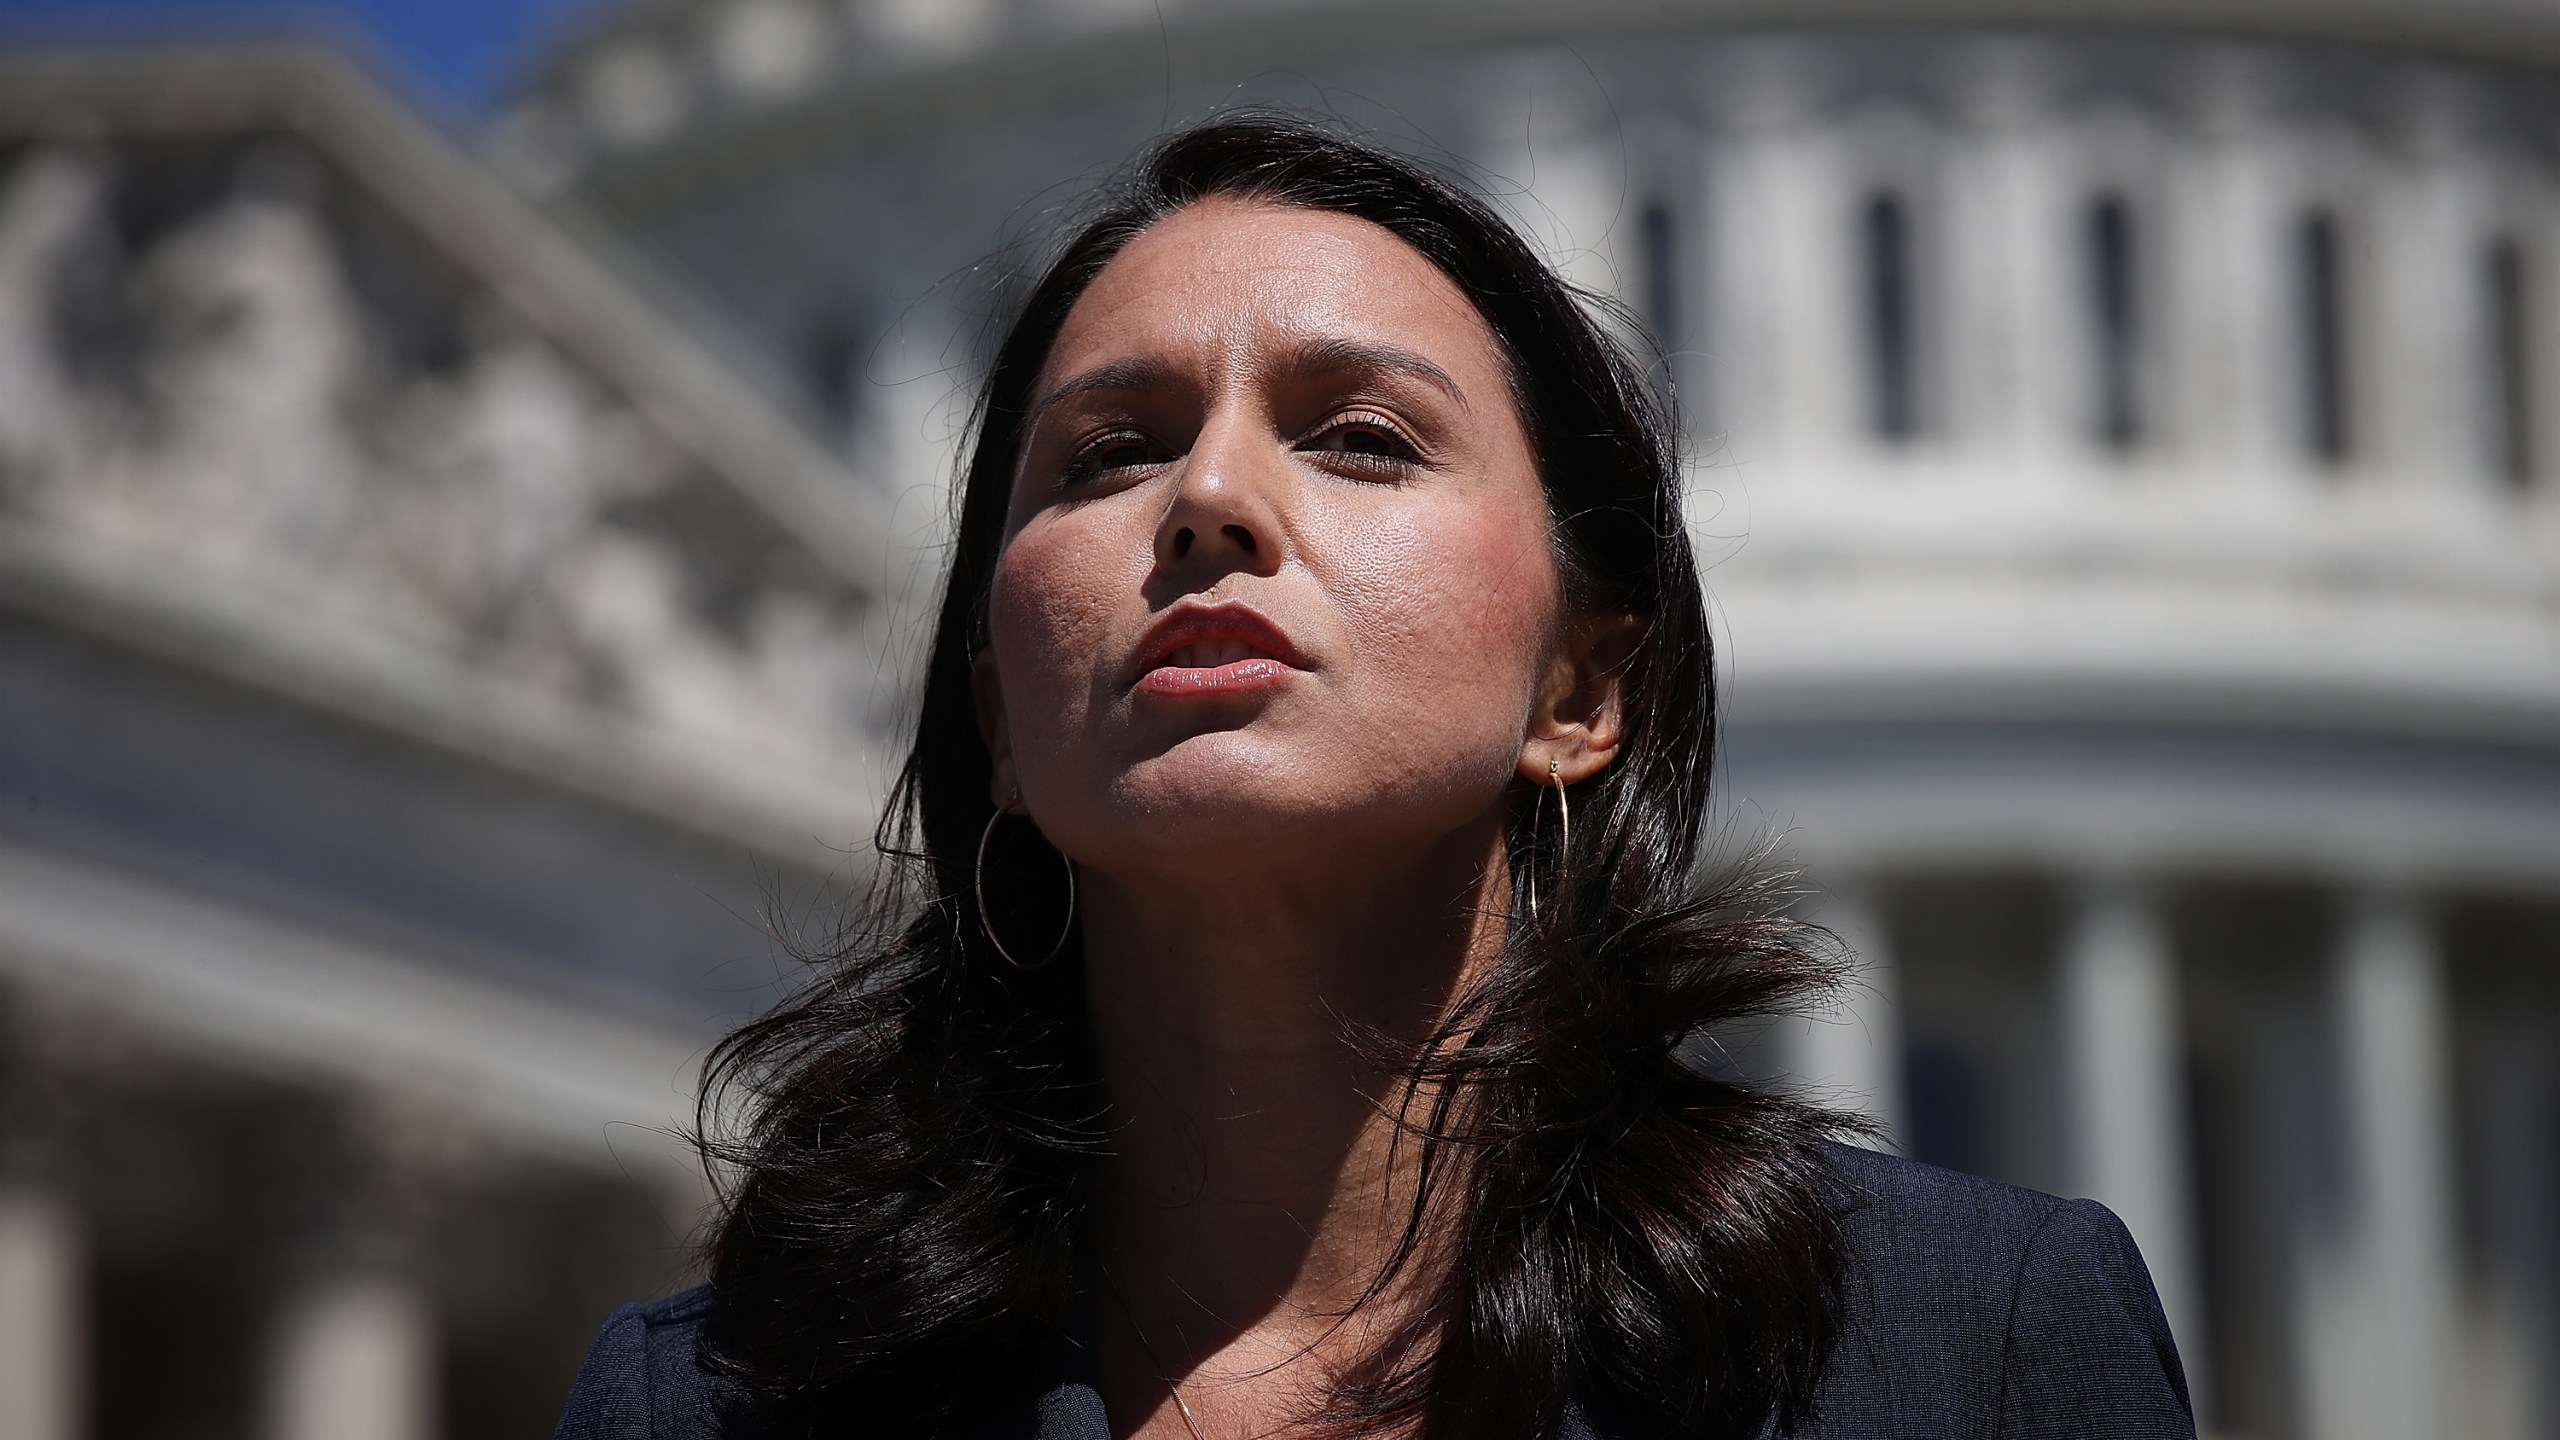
top-left (978, 198), bottom-right (1566, 882)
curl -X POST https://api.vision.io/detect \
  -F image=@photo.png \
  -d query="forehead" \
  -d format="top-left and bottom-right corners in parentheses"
top-left (1042, 198), bottom-right (1505, 384)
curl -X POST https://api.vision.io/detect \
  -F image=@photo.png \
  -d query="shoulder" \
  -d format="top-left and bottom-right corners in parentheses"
top-left (1819, 1142), bottom-right (2140, 1307)
top-left (554, 1286), bottom-right (739, 1440)
top-left (1800, 1143), bottom-right (2195, 1439)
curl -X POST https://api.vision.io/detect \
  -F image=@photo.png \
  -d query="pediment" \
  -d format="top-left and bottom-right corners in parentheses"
top-left (0, 45), bottom-right (896, 862)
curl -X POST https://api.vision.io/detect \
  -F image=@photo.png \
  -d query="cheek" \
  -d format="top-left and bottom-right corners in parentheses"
top-left (987, 518), bottom-right (1138, 732)
top-left (1321, 489), bottom-right (1559, 736)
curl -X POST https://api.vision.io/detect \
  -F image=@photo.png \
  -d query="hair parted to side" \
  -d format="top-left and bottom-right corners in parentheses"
top-left (697, 111), bottom-right (1861, 1440)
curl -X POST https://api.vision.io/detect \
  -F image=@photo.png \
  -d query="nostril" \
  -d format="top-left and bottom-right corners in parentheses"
top-left (1171, 526), bottom-right (1194, 558)
top-left (1224, 524), bottom-right (1256, 555)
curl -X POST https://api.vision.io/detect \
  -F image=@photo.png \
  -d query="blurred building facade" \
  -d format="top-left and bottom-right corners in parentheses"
top-left (494, 4), bottom-right (2560, 1439)
top-left (0, 2), bottom-right (2556, 1439)
top-left (0, 46), bottom-right (899, 1440)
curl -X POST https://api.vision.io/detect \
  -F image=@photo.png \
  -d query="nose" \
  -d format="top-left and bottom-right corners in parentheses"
top-left (1152, 410), bottom-right (1284, 579)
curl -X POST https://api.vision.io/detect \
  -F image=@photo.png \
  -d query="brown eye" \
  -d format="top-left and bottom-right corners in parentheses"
top-left (1305, 413), bottom-right (1419, 469)
top-left (1059, 431), bottom-right (1164, 487)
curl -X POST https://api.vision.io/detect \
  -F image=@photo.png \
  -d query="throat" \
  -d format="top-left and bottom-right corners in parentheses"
top-left (1070, 819), bottom-right (1509, 1438)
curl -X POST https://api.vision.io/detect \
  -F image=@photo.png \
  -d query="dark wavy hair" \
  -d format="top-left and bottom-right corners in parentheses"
top-left (696, 113), bottom-right (1857, 1440)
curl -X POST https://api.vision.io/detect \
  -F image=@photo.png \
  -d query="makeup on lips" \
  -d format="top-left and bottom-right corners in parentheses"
top-left (1132, 605), bottom-right (1304, 697)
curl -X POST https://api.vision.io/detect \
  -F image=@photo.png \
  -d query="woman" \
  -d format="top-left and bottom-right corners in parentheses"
top-left (557, 115), bottom-right (2193, 1440)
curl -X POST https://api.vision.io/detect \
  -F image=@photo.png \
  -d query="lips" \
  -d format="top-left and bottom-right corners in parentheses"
top-left (1132, 603), bottom-right (1305, 697)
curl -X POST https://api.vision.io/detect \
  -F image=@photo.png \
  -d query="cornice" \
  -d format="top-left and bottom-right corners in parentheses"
top-left (0, 517), bottom-right (881, 872)
top-left (514, 0), bottom-right (2560, 218)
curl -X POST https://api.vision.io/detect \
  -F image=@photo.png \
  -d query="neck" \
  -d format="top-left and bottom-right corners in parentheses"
top-left (1078, 819), bottom-right (1507, 1413)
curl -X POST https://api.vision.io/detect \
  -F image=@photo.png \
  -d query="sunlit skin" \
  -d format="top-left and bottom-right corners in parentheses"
top-left (972, 198), bottom-right (1636, 1439)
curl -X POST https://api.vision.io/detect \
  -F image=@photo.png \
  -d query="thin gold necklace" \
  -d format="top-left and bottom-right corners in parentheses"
top-left (1093, 1259), bottom-right (1210, 1440)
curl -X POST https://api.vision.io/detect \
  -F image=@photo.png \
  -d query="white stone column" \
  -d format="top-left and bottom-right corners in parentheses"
top-left (2166, 52), bottom-right (2293, 486)
top-left (2058, 880), bottom-right (2204, 1390)
top-left (264, 1272), bottom-right (437, 1440)
top-left (2365, 90), bottom-right (2479, 499)
top-left (0, 1186), bottom-right (81, 1440)
top-left (1784, 883), bottom-right (1904, 1148)
top-left (1705, 43), bottom-right (1858, 475)
top-left (2311, 891), bottom-right (2455, 1440)
top-left (1941, 39), bottom-right (2078, 473)
top-left (260, 1102), bottom-right (446, 1440)
top-left (2526, 171), bottom-right (2560, 516)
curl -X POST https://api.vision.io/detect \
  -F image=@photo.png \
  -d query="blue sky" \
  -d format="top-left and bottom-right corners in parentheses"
top-left (0, 0), bottom-right (606, 116)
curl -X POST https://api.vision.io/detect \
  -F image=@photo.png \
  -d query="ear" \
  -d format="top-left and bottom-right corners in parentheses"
top-left (1518, 612), bottom-right (1642, 787)
top-left (971, 651), bottom-right (1024, 813)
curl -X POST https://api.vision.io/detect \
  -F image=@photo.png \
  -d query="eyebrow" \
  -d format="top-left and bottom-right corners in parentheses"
top-left (1289, 336), bottom-right (1470, 411)
top-left (1025, 355), bottom-right (1183, 431)
top-left (1024, 336), bottom-right (1472, 431)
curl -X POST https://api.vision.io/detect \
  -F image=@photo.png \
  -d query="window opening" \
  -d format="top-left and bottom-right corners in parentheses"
top-left (2086, 194), bottom-right (2140, 449)
top-left (1863, 190), bottom-right (1918, 441)
top-left (2298, 209), bottom-right (2351, 466)
top-left (1640, 200), bottom-right (1678, 359)
top-left (2485, 237), bottom-right (2535, 489)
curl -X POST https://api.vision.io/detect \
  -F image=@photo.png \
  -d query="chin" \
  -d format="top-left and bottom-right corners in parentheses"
top-left (1066, 730), bottom-right (1498, 876)
top-left (1121, 736), bottom-right (1338, 833)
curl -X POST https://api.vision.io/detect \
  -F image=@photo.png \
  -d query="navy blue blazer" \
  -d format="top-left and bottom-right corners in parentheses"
top-left (555, 1144), bottom-right (2195, 1439)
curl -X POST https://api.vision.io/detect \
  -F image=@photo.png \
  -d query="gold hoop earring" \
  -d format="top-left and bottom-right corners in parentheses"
top-left (1527, 758), bottom-right (1570, 922)
top-left (975, 788), bottom-right (1076, 970)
